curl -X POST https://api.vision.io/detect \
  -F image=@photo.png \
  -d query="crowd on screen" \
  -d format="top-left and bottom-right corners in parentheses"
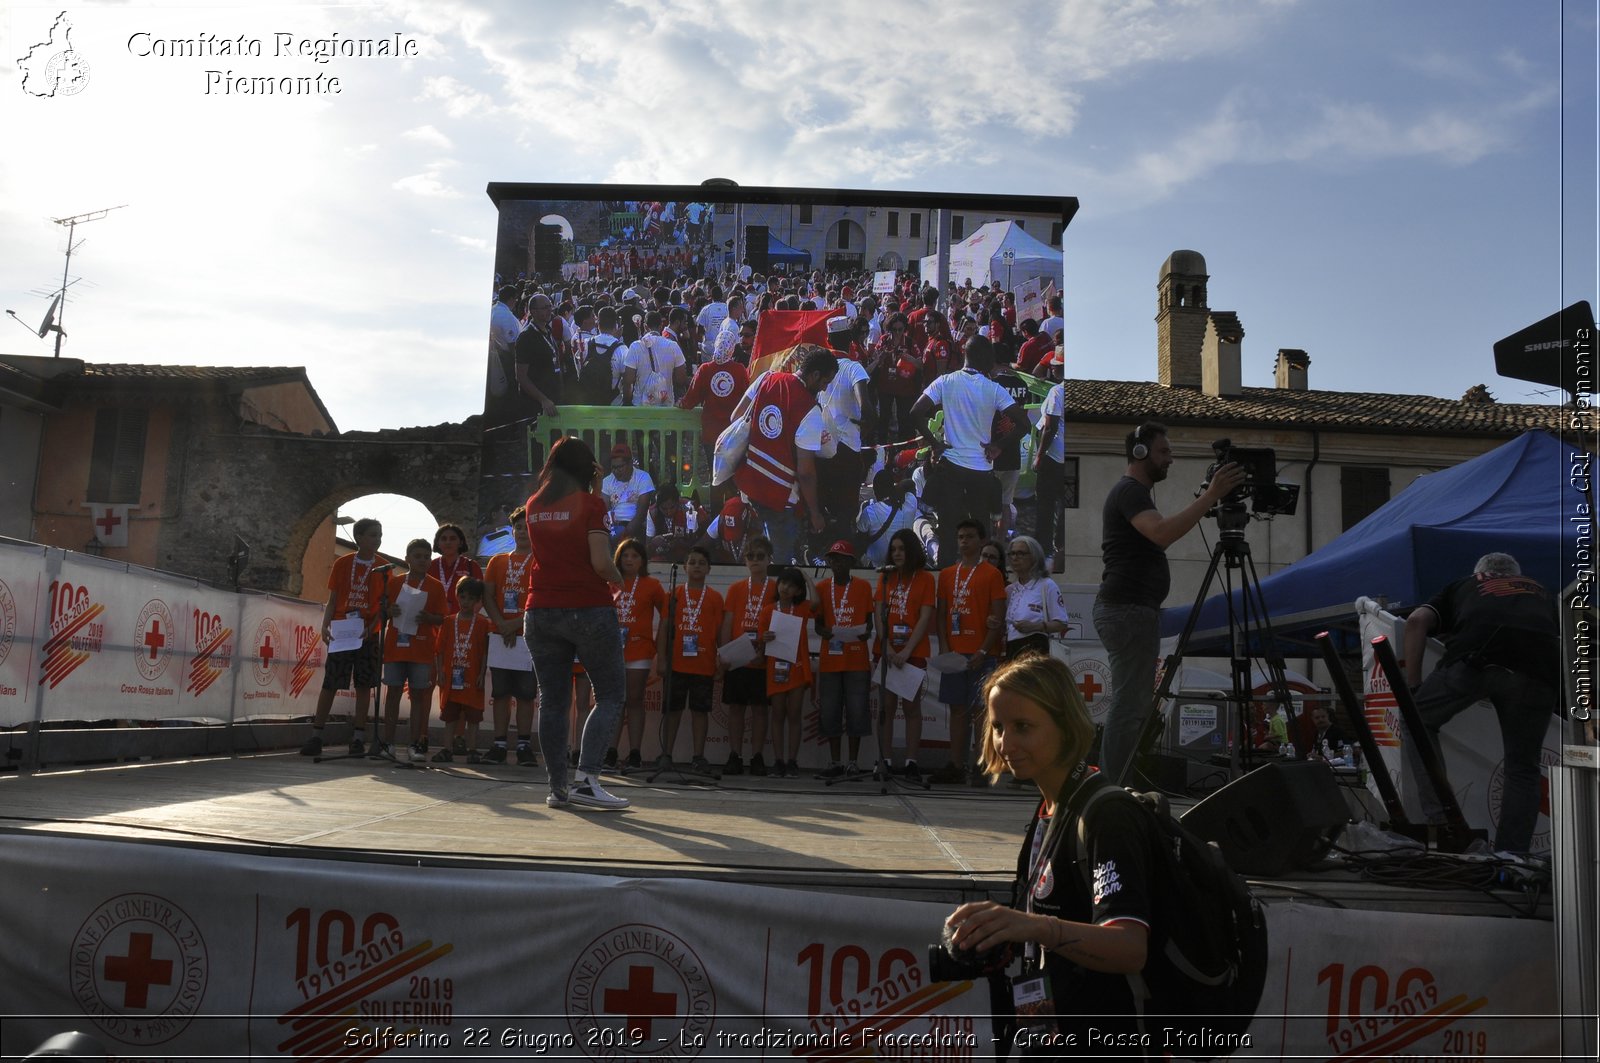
top-left (483, 250), bottom-right (1067, 574)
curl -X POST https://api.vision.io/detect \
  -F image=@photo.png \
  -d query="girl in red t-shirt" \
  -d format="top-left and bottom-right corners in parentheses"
top-left (430, 523), bottom-right (483, 616)
top-left (760, 567), bottom-right (814, 779)
top-left (610, 538), bottom-right (666, 770)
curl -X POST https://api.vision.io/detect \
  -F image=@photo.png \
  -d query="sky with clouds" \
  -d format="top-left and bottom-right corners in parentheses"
top-left (2, 0), bottom-right (1595, 539)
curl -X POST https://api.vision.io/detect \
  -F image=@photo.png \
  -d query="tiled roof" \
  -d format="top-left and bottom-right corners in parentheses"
top-left (1063, 379), bottom-right (1570, 436)
top-left (81, 363), bottom-right (307, 386)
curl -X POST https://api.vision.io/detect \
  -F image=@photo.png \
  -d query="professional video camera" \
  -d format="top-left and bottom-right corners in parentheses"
top-left (1202, 438), bottom-right (1300, 530)
top-left (926, 919), bottom-right (1015, 983)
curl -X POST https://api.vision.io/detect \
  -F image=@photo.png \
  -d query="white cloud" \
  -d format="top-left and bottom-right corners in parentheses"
top-left (402, 124), bottom-right (455, 150)
top-left (392, 171), bottom-right (462, 198)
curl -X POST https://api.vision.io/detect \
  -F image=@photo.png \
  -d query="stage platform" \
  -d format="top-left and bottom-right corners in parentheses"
top-left (0, 752), bottom-right (1552, 918)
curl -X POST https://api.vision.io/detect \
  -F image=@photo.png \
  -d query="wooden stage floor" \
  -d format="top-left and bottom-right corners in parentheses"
top-left (0, 752), bottom-right (1551, 917)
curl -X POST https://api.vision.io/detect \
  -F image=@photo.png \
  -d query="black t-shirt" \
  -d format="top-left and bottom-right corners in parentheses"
top-left (991, 369), bottom-right (1032, 472)
top-left (514, 325), bottom-right (565, 407)
top-left (1098, 477), bottom-right (1167, 608)
top-left (1012, 774), bottom-right (1172, 1055)
top-left (1427, 573), bottom-right (1560, 686)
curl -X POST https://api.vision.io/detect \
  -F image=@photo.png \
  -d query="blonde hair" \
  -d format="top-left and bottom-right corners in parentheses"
top-left (976, 653), bottom-right (1095, 781)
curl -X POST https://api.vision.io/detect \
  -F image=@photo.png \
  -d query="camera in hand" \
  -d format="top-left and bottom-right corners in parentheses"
top-left (927, 919), bottom-right (1015, 982)
top-left (1202, 438), bottom-right (1300, 530)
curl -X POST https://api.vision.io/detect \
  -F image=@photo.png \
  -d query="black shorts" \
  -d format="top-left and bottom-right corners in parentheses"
top-left (721, 665), bottom-right (770, 707)
top-left (667, 671), bottom-right (714, 713)
top-left (490, 666), bottom-right (538, 702)
top-left (322, 636), bottom-right (381, 692)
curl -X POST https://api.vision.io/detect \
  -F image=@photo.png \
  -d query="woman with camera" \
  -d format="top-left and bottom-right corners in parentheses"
top-left (945, 654), bottom-right (1164, 1056)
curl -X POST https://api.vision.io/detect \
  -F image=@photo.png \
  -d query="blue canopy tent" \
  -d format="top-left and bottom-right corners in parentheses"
top-left (1161, 430), bottom-right (1589, 652)
top-left (724, 232), bottom-right (811, 268)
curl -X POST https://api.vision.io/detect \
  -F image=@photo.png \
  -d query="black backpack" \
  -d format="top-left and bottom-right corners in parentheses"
top-left (578, 336), bottom-right (622, 405)
top-left (1066, 777), bottom-right (1268, 1055)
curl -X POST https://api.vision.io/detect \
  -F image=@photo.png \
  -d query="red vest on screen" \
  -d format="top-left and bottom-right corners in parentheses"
top-left (734, 373), bottom-right (817, 511)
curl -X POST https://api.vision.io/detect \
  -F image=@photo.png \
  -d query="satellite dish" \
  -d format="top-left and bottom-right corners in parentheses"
top-left (37, 292), bottom-right (62, 337)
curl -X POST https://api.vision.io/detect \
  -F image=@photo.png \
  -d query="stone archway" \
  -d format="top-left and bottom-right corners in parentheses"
top-left (162, 419), bottom-right (482, 596)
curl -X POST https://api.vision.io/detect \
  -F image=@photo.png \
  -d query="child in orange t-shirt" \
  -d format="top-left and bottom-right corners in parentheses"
top-left (760, 567), bottom-right (813, 779)
top-left (657, 545), bottom-right (725, 770)
top-left (609, 538), bottom-right (667, 772)
top-left (380, 539), bottom-right (447, 760)
top-left (428, 577), bottom-right (495, 764)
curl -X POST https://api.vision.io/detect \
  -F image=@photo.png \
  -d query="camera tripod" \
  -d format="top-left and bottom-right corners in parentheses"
top-left (1121, 516), bottom-right (1300, 789)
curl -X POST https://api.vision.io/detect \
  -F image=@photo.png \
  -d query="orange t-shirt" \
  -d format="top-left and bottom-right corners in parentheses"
top-left (439, 611), bottom-right (494, 710)
top-left (327, 554), bottom-right (387, 633)
top-left (382, 573), bottom-right (447, 663)
top-left (483, 551), bottom-right (534, 620)
top-left (877, 570), bottom-right (936, 659)
top-left (723, 575), bottom-right (777, 670)
top-left (817, 576), bottom-right (873, 673)
top-left (615, 575), bottom-right (667, 662)
top-left (668, 584), bottom-right (725, 677)
top-left (937, 562), bottom-right (1006, 656)
top-left (760, 600), bottom-right (813, 694)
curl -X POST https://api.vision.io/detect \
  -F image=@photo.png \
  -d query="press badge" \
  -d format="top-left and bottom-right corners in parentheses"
top-left (950, 614), bottom-right (963, 635)
top-left (774, 659), bottom-right (792, 684)
top-left (451, 665), bottom-right (467, 690)
top-left (396, 631), bottom-right (412, 648)
top-left (892, 624), bottom-right (909, 648)
top-left (503, 590), bottom-right (518, 612)
top-left (829, 638), bottom-right (845, 654)
top-left (681, 633), bottom-right (699, 657)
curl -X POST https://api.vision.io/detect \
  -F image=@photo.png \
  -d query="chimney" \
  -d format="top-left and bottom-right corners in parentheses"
top-left (1275, 348), bottom-right (1310, 390)
top-left (1156, 250), bottom-right (1208, 388)
top-left (1201, 312), bottom-right (1244, 398)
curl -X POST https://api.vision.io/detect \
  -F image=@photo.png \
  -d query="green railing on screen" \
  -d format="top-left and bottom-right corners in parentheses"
top-left (527, 406), bottom-right (710, 499)
top-left (526, 393), bottom-right (1050, 503)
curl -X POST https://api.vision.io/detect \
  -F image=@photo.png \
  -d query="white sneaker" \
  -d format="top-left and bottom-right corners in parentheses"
top-left (546, 790), bottom-right (570, 809)
top-left (568, 773), bottom-right (630, 810)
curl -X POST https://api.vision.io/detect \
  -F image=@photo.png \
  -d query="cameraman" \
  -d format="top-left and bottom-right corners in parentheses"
top-left (945, 655), bottom-right (1164, 1056)
top-left (1095, 423), bottom-right (1243, 784)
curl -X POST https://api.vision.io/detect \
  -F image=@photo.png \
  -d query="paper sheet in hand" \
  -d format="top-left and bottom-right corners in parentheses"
top-left (928, 652), bottom-right (969, 673)
top-left (327, 617), bottom-right (366, 654)
top-left (884, 662), bottom-right (926, 701)
top-left (833, 624), bottom-right (868, 641)
top-left (393, 583), bottom-right (426, 636)
top-left (487, 630), bottom-right (532, 671)
top-left (764, 610), bottom-right (804, 663)
top-left (717, 636), bottom-right (759, 667)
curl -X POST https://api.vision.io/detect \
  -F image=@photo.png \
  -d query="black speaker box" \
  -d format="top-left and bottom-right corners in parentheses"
top-left (1179, 760), bottom-right (1347, 877)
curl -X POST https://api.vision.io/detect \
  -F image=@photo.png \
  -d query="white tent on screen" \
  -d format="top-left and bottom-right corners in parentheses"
top-left (919, 221), bottom-right (1064, 290)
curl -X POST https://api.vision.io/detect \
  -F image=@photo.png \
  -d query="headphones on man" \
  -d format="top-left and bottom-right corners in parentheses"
top-left (1128, 422), bottom-right (1160, 461)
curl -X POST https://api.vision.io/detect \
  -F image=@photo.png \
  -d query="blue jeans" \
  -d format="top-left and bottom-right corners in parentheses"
top-left (752, 501), bottom-right (803, 565)
top-left (1403, 659), bottom-right (1556, 853)
top-left (1093, 598), bottom-right (1161, 784)
top-left (524, 606), bottom-right (627, 794)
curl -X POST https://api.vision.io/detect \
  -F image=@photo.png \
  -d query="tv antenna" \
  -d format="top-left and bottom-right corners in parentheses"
top-left (4, 204), bottom-right (127, 358)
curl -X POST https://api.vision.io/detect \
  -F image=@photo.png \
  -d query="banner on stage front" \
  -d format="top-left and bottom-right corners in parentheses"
top-left (0, 833), bottom-right (992, 1059)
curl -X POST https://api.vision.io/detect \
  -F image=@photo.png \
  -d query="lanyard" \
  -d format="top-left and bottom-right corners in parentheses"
top-left (831, 578), bottom-right (854, 625)
top-left (744, 576), bottom-right (772, 627)
top-left (950, 563), bottom-right (979, 621)
top-left (617, 576), bottom-right (639, 623)
top-left (681, 584), bottom-right (706, 630)
top-left (451, 613), bottom-right (474, 663)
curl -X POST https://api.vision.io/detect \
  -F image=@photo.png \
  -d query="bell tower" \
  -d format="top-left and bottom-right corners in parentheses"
top-left (1157, 250), bottom-right (1209, 388)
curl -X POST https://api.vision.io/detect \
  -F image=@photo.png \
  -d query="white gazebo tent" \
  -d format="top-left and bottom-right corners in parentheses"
top-left (919, 221), bottom-right (1063, 290)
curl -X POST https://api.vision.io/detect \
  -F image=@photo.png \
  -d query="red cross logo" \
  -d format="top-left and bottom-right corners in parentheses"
top-left (1078, 672), bottom-right (1103, 702)
top-left (144, 620), bottom-right (165, 660)
top-left (259, 634), bottom-right (275, 666)
top-left (104, 932), bottom-right (173, 1009)
top-left (95, 510), bottom-right (122, 537)
top-left (603, 964), bottom-right (677, 1040)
